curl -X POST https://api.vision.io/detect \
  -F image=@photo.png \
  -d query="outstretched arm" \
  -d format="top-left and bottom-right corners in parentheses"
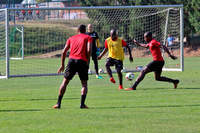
top-left (86, 42), bottom-right (92, 63)
top-left (98, 48), bottom-right (108, 60)
top-left (162, 45), bottom-right (177, 60)
top-left (133, 39), bottom-right (148, 48)
top-left (126, 45), bottom-right (133, 62)
top-left (58, 44), bottom-right (70, 73)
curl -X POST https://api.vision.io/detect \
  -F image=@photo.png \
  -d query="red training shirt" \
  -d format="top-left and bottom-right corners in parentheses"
top-left (147, 39), bottom-right (164, 61)
top-left (66, 33), bottom-right (92, 62)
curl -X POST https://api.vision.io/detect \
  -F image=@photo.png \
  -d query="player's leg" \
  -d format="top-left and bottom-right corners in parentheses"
top-left (53, 78), bottom-right (70, 109)
top-left (154, 71), bottom-right (179, 88)
top-left (125, 62), bottom-right (153, 91)
top-left (132, 67), bottom-right (151, 89)
top-left (105, 58), bottom-right (115, 83)
top-left (115, 60), bottom-right (123, 89)
top-left (77, 60), bottom-right (89, 109)
top-left (92, 56), bottom-right (102, 79)
top-left (53, 59), bottom-right (76, 109)
top-left (80, 80), bottom-right (88, 109)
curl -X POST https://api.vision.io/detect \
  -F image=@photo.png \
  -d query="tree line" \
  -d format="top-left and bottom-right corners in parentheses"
top-left (1, 0), bottom-right (200, 38)
top-left (79, 0), bottom-right (200, 40)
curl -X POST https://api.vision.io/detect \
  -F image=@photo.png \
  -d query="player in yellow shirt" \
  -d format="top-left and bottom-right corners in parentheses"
top-left (98, 29), bottom-right (133, 90)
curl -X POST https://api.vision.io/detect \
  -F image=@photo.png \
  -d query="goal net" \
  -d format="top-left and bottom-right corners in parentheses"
top-left (2, 5), bottom-right (183, 78)
top-left (9, 24), bottom-right (24, 60)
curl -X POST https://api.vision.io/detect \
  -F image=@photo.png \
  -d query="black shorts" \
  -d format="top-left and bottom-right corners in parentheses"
top-left (64, 59), bottom-right (89, 81)
top-left (147, 61), bottom-right (164, 73)
top-left (106, 57), bottom-right (123, 71)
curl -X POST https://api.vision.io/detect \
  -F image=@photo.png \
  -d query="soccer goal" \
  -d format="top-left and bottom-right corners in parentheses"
top-left (1, 5), bottom-right (183, 78)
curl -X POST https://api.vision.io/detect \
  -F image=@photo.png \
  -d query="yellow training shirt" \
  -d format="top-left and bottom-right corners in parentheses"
top-left (105, 37), bottom-right (127, 61)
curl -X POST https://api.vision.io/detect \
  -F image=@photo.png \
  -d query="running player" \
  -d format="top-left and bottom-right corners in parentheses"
top-left (53, 25), bottom-right (92, 109)
top-left (87, 24), bottom-right (103, 79)
top-left (125, 32), bottom-right (179, 91)
top-left (98, 29), bottom-right (133, 90)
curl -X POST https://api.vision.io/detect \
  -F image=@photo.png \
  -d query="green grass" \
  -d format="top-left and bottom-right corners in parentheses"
top-left (3, 55), bottom-right (180, 76)
top-left (0, 57), bottom-right (200, 133)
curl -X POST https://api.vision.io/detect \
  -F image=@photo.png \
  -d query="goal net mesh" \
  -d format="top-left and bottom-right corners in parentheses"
top-left (3, 6), bottom-right (183, 78)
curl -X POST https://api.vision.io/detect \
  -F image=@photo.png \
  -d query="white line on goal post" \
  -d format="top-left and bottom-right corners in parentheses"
top-left (180, 7), bottom-right (184, 71)
top-left (5, 8), bottom-right (10, 79)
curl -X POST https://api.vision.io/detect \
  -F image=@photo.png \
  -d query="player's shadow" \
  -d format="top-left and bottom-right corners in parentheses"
top-left (182, 87), bottom-right (200, 89)
top-left (0, 109), bottom-right (43, 112)
top-left (0, 97), bottom-right (79, 102)
top-left (91, 104), bottom-right (200, 110)
top-left (141, 87), bottom-right (170, 90)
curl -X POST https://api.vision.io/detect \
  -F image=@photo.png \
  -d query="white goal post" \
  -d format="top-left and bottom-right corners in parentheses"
top-left (0, 5), bottom-right (184, 79)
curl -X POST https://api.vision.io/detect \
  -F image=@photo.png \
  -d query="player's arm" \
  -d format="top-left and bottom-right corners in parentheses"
top-left (86, 41), bottom-right (92, 64)
top-left (162, 45), bottom-right (177, 60)
top-left (122, 40), bottom-right (133, 62)
top-left (133, 39), bottom-right (148, 48)
top-left (58, 43), bottom-right (70, 73)
top-left (98, 39), bottom-right (108, 60)
top-left (86, 36), bottom-right (92, 64)
top-left (98, 48), bottom-right (108, 60)
top-left (166, 39), bottom-right (169, 47)
top-left (126, 45), bottom-right (133, 62)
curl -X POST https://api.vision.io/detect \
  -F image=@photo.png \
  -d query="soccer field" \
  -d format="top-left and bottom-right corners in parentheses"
top-left (0, 57), bottom-right (200, 133)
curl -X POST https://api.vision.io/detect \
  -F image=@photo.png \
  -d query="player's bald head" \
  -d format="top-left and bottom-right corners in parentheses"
top-left (87, 24), bottom-right (93, 32)
top-left (88, 24), bottom-right (92, 28)
top-left (110, 29), bottom-right (118, 40)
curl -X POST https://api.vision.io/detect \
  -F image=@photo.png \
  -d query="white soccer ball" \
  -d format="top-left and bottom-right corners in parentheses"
top-left (125, 72), bottom-right (135, 81)
top-left (98, 68), bottom-right (104, 74)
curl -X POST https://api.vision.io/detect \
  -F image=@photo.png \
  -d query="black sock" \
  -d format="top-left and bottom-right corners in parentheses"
top-left (81, 95), bottom-right (87, 106)
top-left (57, 95), bottom-right (63, 106)
top-left (131, 81), bottom-right (139, 89)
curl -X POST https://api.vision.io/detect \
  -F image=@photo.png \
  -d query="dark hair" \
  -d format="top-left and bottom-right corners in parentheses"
top-left (144, 32), bottom-right (152, 38)
top-left (78, 24), bottom-right (86, 33)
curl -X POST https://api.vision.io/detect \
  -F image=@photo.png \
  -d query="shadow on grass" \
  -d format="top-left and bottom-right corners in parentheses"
top-left (0, 97), bottom-right (79, 102)
top-left (90, 104), bottom-right (200, 110)
top-left (0, 109), bottom-right (43, 112)
top-left (181, 87), bottom-right (200, 89)
top-left (123, 87), bottom-right (200, 91)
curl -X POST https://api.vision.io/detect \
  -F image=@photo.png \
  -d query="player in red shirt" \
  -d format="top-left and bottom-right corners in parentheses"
top-left (125, 32), bottom-right (179, 91)
top-left (53, 25), bottom-right (92, 109)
